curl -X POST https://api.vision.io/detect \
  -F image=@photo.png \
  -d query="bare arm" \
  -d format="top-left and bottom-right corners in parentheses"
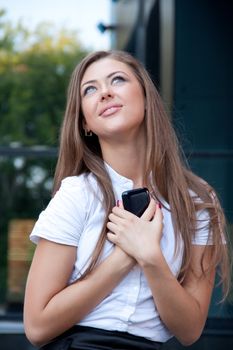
top-left (24, 238), bottom-right (134, 347)
top-left (107, 200), bottom-right (215, 345)
top-left (141, 245), bottom-right (215, 345)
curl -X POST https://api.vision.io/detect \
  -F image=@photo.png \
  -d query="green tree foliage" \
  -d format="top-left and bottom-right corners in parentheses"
top-left (0, 9), bottom-right (88, 304)
top-left (0, 9), bottom-right (88, 146)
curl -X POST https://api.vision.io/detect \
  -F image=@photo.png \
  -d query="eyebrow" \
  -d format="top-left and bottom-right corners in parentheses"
top-left (81, 70), bottom-right (127, 88)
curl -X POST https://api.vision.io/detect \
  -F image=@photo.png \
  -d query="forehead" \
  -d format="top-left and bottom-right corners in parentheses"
top-left (81, 57), bottom-right (134, 82)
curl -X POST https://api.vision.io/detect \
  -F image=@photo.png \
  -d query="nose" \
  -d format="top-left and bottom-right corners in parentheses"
top-left (100, 85), bottom-right (114, 101)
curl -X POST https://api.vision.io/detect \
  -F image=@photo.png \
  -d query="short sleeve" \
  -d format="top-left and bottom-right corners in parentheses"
top-left (30, 177), bottom-right (87, 246)
top-left (192, 209), bottom-right (212, 245)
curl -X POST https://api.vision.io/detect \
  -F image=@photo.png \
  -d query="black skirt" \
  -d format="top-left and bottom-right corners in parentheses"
top-left (39, 325), bottom-right (162, 350)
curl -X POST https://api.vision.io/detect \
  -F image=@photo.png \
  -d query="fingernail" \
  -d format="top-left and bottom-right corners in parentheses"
top-left (158, 202), bottom-right (162, 209)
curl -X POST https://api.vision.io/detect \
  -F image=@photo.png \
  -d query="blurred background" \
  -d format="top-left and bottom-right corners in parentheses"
top-left (0, 0), bottom-right (232, 349)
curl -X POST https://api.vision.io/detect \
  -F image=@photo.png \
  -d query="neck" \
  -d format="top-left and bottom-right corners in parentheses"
top-left (100, 136), bottom-right (146, 187)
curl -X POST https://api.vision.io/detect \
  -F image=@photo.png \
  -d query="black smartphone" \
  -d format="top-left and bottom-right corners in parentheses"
top-left (122, 188), bottom-right (150, 217)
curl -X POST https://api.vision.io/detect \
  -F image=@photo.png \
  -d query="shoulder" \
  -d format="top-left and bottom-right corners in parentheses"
top-left (56, 173), bottom-right (99, 198)
top-left (53, 173), bottom-right (103, 214)
top-left (30, 174), bottom-right (97, 245)
top-left (60, 174), bottom-right (88, 190)
top-left (51, 175), bottom-right (86, 207)
top-left (60, 173), bottom-right (99, 189)
top-left (187, 190), bottom-right (213, 245)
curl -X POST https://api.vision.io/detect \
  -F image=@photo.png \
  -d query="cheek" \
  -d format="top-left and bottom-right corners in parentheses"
top-left (131, 91), bottom-right (145, 115)
top-left (129, 85), bottom-right (145, 108)
top-left (81, 100), bottom-right (94, 124)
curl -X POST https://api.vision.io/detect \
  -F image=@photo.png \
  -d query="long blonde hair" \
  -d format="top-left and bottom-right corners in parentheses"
top-left (53, 50), bottom-right (231, 298)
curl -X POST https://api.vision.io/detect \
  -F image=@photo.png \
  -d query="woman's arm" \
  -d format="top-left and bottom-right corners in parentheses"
top-left (107, 200), bottom-right (215, 345)
top-left (24, 238), bottom-right (135, 347)
top-left (141, 245), bottom-right (215, 345)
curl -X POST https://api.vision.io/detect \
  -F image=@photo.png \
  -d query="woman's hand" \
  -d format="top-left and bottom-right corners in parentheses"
top-left (107, 198), bottom-right (163, 266)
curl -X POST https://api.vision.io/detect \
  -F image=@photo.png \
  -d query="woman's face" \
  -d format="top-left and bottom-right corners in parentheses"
top-left (80, 57), bottom-right (145, 143)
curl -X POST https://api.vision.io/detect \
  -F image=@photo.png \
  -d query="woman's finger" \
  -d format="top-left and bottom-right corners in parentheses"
top-left (112, 205), bottom-right (135, 220)
top-left (108, 212), bottom-right (125, 225)
top-left (151, 203), bottom-right (164, 233)
top-left (116, 200), bottom-right (123, 209)
top-left (107, 231), bottom-right (117, 244)
top-left (106, 221), bottom-right (118, 233)
top-left (141, 198), bottom-right (157, 221)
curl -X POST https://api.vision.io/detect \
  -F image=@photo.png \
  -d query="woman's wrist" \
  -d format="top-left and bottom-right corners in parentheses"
top-left (136, 246), bottom-right (164, 269)
top-left (111, 246), bottom-right (136, 271)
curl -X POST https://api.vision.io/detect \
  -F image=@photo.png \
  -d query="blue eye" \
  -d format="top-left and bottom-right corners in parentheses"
top-left (83, 85), bottom-right (97, 96)
top-left (112, 76), bottom-right (126, 84)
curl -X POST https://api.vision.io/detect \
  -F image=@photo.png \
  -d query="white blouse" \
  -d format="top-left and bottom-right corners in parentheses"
top-left (30, 163), bottom-right (211, 343)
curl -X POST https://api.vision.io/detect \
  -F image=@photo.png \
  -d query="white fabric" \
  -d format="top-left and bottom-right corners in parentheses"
top-left (30, 163), bottom-right (211, 343)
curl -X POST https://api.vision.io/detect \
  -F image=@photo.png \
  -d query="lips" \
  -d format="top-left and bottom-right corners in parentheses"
top-left (99, 104), bottom-right (123, 117)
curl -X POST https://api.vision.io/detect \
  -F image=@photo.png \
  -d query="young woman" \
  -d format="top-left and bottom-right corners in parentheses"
top-left (24, 50), bottom-right (230, 350)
